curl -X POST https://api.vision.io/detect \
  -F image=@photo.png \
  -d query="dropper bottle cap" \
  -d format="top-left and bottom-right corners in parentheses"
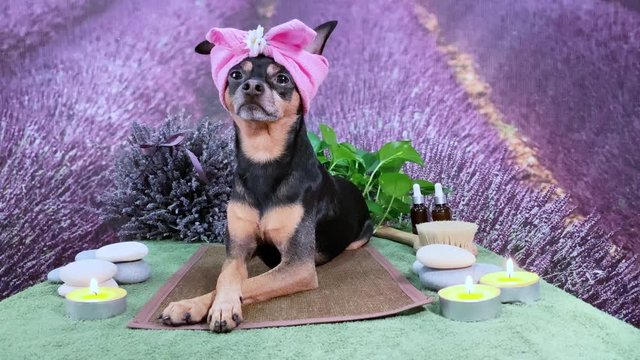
top-left (434, 183), bottom-right (446, 205)
top-left (412, 183), bottom-right (424, 205)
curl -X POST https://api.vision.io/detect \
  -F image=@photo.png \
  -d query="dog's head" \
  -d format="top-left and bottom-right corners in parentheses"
top-left (195, 21), bottom-right (336, 122)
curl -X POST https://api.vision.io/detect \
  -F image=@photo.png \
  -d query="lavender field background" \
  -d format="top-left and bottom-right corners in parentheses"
top-left (422, 0), bottom-right (640, 254)
top-left (1, 0), bottom-right (638, 327)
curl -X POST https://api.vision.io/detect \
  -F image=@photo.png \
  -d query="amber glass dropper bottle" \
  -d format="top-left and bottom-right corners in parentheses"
top-left (410, 183), bottom-right (429, 234)
top-left (431, 183), bottom-right (452, 221)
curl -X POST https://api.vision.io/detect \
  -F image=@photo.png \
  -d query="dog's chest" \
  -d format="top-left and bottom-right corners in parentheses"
top-left (237, 164), bottom-right (303, 208)
top-left (227, 201), bottom-right (305, 248)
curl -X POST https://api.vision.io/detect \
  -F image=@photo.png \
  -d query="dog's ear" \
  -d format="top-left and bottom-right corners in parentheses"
top-left (305, 21), bottom-right (337, 55)
top-left (195, 40), bottom-right (214, 55)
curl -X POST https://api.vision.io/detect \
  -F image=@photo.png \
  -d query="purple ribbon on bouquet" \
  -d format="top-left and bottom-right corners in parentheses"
top-left (139, 132), bottom-right (208, 184)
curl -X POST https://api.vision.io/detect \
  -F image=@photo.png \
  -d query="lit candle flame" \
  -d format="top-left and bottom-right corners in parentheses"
top-left (89, 278), bottom-right (99, 295)
top-left (464, 275), bottom-right (474, 294)
top-left (506, 258), bottom-right (514, 278)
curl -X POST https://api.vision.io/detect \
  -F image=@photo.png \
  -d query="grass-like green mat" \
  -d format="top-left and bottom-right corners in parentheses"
top-left (1, 238), bottom-right (638, 359)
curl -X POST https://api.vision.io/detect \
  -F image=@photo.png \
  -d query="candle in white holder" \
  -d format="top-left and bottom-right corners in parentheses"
top-left (438, 275), bottom-right (502, 322)
top-left (480, 258), bottom-right (540, 304)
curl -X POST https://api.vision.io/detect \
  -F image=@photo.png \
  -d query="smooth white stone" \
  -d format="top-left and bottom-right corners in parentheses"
top-left (419, 263), bottom-right (503, 290)
top-left (75, 249), bottom-right (97, 261)
top-left (47, 267), bottom-right (63, 283)
top-left (416, 244), bottom-right (476, 269)
top-left (114, 260), bottom-right (151, 284)
top-left (59, 259), bottom-right (117, 286)
top-left (57, 279), bottom-right (119, 297)
top-left (96, 241), bottom-right (148, 262)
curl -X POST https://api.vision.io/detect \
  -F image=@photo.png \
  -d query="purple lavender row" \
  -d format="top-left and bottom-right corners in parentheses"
top-left (273, 0), bottom-right (639, 326)
top-left (0, 0), bottom-right (250, 299)
top-left (422, 0), bottom-right (640, 254)
top-left (0, 0), bottom-right (109, 65)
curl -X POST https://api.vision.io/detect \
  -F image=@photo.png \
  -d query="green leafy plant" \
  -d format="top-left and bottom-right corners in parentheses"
top-left (308, 124), bottom-right (438, 229)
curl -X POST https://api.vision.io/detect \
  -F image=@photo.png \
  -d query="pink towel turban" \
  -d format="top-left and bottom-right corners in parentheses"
top-left (206, 19), bottom-right (329, 114)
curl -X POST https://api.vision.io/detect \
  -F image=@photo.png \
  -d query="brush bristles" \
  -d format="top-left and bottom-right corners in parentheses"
top-left (416, 221), bottom-right (479, 254)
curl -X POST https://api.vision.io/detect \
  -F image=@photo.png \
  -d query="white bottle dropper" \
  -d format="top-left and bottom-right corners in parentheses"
top-left (412, 183), bottom-right (424, 205)
top-left (434, 183), bottom-right (446, 205)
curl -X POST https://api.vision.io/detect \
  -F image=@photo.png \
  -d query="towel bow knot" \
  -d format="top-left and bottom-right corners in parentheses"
top-left (206, 19), bottom-right (329, 114)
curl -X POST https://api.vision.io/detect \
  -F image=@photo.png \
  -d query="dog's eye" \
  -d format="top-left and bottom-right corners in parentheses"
top-left (275, 74), bottom-right (290, 85)
top-left (230, 71), bottom-right (243, 81)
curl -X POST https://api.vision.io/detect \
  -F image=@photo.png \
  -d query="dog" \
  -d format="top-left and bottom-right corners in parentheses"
top-left (160, 20), bottom-right (372, 333)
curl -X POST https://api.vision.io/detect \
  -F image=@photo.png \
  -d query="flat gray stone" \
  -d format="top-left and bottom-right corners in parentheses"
top-left (75, 249), bottom-right (97, 261)
top-left (59, 259), bottom-right (117, 286)
top-left (47, 267), bottom-right (63, 283)
top-left (418, 263), bottom-right (502, 291)
top-left (113, 260), bottom-right (151, 284)
top-left (57, 279), bottom-right (119, 297)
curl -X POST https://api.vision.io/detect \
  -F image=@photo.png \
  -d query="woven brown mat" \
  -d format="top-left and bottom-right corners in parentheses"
top-left (129, 245), bottom-right (432, 330)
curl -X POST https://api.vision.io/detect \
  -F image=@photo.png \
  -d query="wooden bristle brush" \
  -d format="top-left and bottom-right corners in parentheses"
top-left (374, 221), bottom-right (478, 255)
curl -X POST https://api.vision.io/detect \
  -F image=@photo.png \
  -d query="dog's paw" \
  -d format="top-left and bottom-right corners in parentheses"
top-left (207, 295), bottom-right (243, 333)
top-left (159, 297), bottom-right (210, 326)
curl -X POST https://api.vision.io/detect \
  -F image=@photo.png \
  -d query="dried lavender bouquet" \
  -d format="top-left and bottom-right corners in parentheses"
top-left (101, 113), bottom-right (235, 242)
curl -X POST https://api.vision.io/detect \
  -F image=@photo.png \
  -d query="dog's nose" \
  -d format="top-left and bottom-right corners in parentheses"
top-left (241, 80), bottom-right (264, 96)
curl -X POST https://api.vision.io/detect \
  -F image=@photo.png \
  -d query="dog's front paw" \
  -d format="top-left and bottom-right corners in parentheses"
top-left (208, 295), bottom-right (243, 333)
top-left (160, 295), bottom-right (212, 326)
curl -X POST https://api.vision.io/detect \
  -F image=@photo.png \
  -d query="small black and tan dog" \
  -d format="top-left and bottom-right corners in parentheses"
top-left (160, 21), bottom-right (372, 333)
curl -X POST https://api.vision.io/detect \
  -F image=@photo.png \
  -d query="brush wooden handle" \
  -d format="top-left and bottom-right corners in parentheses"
top-left (374, 226), bottom-right (418, 247)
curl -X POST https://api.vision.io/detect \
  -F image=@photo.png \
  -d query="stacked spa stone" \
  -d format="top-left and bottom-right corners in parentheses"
top-left (412, 244), bottom-right (501, 290)
top-left (55, 259), bottom-right (119, 296)
top-left (47, 241), bottom-right (151, 295)
top-left (96, 242), bottom-right (151, 284)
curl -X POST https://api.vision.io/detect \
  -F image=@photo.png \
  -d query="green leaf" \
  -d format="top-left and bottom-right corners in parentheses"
top-left (365, 199), bottom-right (385, 217)
top-left (365, 158), bottom-right (380, 174)
top-left (362, 152), bottom-right (378, 171)
top-left (340, 142), bottom-right (357, 153)
top-left (307, 131), bottom-right (321, 151)
top-left (307, 131), bottom-right (328, 154)
top-left (396, 196), bottom-right (411, 213)
top-left (320, 124), bottom-right (338, 145)
top-left (380, 193), bottom-right (411, 216)
top-left (378, 158), bottom-right (406, 174)
top-left (379, 172), bottom-right (413, 198)
top-left (378, 141), bottom-right (424, 166)
top-left (316, 155), bottom-right (329, 165)
top-left (329, 143), bottom-right (357, 164)
top-left (414, 179), bottom-right (436, 194)
top-left (350, 173), bottom-right (368, 188)
top-left (340, 142), bottom-right (367, 166)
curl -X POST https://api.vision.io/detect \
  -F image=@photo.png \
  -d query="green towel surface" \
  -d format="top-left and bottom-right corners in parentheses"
top-left (1, 238), bottom-right (638, 359)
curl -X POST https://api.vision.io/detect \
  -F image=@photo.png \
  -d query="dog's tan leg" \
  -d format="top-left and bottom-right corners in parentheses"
top-left (240, 261), bottom-right (318, 305)
top-left (161, 200), bottom-right (257, 330)
top-left (159, 260), bottom-right (317, 326)
top-left (159, 258), bottom-right (250, 330)
top-left (160, 291), bottom-right (215, 326)
top-left (208, 258), bottom-right (249, 332)
top-left (208, 201), bottom-right (258, 332)
top-left (236, 204), bottom-right (318, 304)
top-left (210, 203), bottom-right (318, 332)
